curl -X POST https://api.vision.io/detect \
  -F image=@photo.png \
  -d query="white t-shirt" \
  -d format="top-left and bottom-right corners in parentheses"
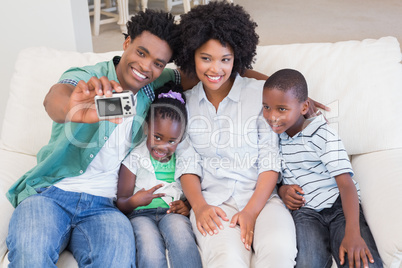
top-left (54, 116), bottom-right (135, 198)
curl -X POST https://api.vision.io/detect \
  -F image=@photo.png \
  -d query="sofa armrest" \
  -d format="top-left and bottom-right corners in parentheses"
top-left (0, 191), bottom-right (14, 262)
top-left (352, 148), bottom-right (402, 267)
top-left (0, 148), bottom-right (37, 265)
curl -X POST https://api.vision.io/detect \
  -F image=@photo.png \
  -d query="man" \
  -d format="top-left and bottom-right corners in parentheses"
top-left (6, 9), bottom-right (182, 267)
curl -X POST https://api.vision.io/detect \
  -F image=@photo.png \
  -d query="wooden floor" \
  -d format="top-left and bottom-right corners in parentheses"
top-left (91, 0), bottom-right (402, 52)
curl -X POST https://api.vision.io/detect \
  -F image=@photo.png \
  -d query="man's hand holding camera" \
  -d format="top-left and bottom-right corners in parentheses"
top-left (45, 76), bottom-right (127, 124)
top-left (68, 77), bottom-right (124, 124)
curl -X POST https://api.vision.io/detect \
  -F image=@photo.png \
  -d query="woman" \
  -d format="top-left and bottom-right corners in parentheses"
top-left (174, 2), bottom-right (297, 267)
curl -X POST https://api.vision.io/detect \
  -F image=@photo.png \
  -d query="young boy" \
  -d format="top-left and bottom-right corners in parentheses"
top-left (262, 68), bottom-right (383, 268)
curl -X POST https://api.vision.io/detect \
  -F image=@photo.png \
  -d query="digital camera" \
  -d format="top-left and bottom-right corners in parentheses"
top-left (95, 90), bottom-right (136, 119)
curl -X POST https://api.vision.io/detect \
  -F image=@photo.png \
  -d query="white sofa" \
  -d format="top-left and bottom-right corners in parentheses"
top-left (1, 37), bottom-right (401, 267)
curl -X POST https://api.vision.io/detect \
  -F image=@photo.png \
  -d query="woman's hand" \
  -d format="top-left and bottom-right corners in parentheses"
top-left (305, 97), bottom-right (330, 119)
top-left (230, 210), bottom-right (257, 251)
top-left (194, 204), bottom-right (229, 237)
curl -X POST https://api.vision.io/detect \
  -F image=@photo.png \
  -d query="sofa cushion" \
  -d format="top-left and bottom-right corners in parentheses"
top-left (1, 37), bottom-right (401, 157)
top-left (0, 47), bottom-right (122, 156)
top-left (253, 36), bottom-right (402, 155)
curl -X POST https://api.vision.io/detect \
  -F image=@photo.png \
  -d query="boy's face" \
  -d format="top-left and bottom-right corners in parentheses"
top-left (262, 87), bottom-right (309, 137)
top-left (117, 31), bottom-right (173, 93)
top-left (145, 115), bottom-right (183, 163)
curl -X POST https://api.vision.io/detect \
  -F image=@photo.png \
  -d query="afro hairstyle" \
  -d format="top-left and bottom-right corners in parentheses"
top-left (124, 9), bottom-right (181, 62)
top-left (175, 1), bottom-right (259, 78)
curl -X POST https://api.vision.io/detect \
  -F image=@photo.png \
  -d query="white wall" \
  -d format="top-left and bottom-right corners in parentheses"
top-left (0, 0), bottom-right (93, 132)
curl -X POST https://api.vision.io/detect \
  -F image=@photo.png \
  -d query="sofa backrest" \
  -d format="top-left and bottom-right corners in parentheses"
top-left (0, 47), bottom-right (122, 156)
top-left (252, 36), bottom-right (402, 155)
top-left (1, 37), bottom-right (401, 157)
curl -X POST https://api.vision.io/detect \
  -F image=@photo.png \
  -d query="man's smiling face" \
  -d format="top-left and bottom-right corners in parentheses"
top-left (117, 31), bottom-right (173, 93)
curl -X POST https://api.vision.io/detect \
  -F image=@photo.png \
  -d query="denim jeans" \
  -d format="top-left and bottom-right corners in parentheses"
top-left (6, 186), bottom-right (135, 268)
top-left (292, 197), bottom-right (383, 268)
top-left (128, 207), bottom-right (202, 268)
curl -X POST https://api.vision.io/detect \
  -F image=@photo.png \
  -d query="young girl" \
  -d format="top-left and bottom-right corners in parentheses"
top-left (174, 2), bottom-right (297, 267)
top-left (116, 81), bottom-right (202, 268)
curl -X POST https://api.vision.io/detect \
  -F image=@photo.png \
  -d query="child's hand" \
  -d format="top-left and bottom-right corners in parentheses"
top-left (278, 184), bottom-right (305, 210)
top-left (167, 200), bottom-right (190, 216)
top-left (229, 210), bottom-right (257, 251)
top-left (194, 204), bottom-right (229, 237)
top-left (129, 184), bottom-right (165, 208)
top-left (339, 233), bottom-right (375, 268)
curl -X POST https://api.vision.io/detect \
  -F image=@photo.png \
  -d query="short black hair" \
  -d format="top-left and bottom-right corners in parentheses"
top-left (146, 81), bottom-right (188, 128)
top-left (263, 69), bottom-right (308, 102)
top-left (124, 9), bottom-right (181, 62)
top-left (175, 1), bottom-right (259, 77)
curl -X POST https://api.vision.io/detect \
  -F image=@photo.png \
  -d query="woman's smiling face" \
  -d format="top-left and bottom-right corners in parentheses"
top-left (194, 39), bottom-right (234, 94)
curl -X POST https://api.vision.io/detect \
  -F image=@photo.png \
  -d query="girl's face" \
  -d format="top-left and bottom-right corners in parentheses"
top-left (194, 39), bottom-right (234, 93)
top-left (145, 115), bottom-right (184, 163)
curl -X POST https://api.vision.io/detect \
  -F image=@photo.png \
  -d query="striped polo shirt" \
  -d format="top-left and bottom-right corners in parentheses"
top-left (279, 115), bottom-right (359, 211)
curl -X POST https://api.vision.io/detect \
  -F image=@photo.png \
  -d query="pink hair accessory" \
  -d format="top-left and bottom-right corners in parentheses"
top-left (158, 90), bottom-right (185, 104)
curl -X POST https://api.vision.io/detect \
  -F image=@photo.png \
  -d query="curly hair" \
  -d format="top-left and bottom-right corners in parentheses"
top-left (146, 81), bottom-right (188, 128)
top-left (263, 69), bottom-right (308, 102)
top-left (124, 9), bottom-right (181, 62)
top-left (175, 1), bottom-right (259, 77)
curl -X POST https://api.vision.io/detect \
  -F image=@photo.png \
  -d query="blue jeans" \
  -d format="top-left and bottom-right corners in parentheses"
top-left (6, 186), bottom-right (135, 268)
top-left (292, 197), bottom-right (383, 268)
top-left (128, 207), bottom-right (202, 268)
